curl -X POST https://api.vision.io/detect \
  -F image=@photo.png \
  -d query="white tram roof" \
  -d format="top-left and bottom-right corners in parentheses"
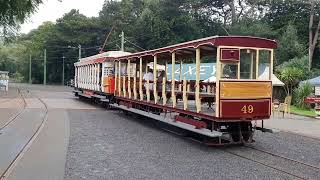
top-left (75, 51), bottom-right (131, 66)
top-left (0, 71), bottom-right (9, 74)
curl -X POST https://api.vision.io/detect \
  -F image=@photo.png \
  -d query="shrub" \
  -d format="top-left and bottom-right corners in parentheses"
top-left (293, 82), bottom-right (313, 109)
top-left (279, 66), bottom-right (304, 96)
top-left (12, 72), bottom-right (24, 83)
top-left (275, 55), bottom-right (310, 80)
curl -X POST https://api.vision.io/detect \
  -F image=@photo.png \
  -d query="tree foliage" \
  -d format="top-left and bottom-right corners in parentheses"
top-left (293, 82), bottom-right (313, 108)
top-left (276, 24), bottom-right (305, 65)
top-left (0, 0), bottom-right (44, 36)
top-left (279, 67), bottom-right (304, 96)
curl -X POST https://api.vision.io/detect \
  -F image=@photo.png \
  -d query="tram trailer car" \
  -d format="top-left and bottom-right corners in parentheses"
top-left (74, 36), bottom-right (277, 145)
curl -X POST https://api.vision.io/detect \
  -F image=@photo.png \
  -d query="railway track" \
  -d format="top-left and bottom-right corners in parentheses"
top-left (0, 89), bottom-right (49, 180)
top-left (158, 121), bottom-right (320, 179)
top-left (0, 89), bottom-right (27, 130)
top-left (223, 145), bottom-right (320, 180)
top-left (282, 130), bottom-right (320, 142)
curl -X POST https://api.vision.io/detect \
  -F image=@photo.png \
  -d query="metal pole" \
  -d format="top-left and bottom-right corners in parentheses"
top-left (62, 55), bottom-right (65, 85)
top-left (44, 49), bottom-right (47, 85)
top-left (29, 54), bottom-right (32, 84)
top-left (121, 31), bottom-right (124, 51)
top-left (78, 44), bottom-right (81, 60)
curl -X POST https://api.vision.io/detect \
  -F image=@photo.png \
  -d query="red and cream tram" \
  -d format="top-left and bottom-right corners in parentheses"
top-left (74, 36), bottom-right (276, 145)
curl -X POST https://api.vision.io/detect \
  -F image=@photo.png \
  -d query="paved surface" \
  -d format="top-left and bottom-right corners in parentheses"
top-left (65, 110), bottom-right (296, 180)
top-left (7, 109), bottom-right (69, 180)
top-left (0, 84), bottom-right (319, 180)
top-left (0, 84), bottom-right (99, 180)
top-left (259, 114), bottom-right (320, 138)
top-left (65, 110), bottom-right (320, 180)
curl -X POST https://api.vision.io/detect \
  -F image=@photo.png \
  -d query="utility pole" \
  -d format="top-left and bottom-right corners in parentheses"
top-left (78, 44), bottom-right (81, 60)
top-left (44, 49), bottom-right (47, 85)
top-left (29, 54), bottom-right (32, 84)
top-left (62, 55), bottom-right (65, 85)
top-left (121, 31), bottom-right (124, 51)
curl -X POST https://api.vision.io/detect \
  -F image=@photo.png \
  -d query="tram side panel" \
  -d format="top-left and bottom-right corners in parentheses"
top-left (218, 80), bottom-right (272, 120)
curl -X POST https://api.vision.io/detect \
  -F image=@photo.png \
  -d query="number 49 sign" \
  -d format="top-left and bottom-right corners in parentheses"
top-left (241, 105), bottom-right (254, 114)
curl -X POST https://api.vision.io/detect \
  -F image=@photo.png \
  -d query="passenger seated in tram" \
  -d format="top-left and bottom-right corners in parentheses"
top-left (143, 69), bottom-right (154, 90)
top-left (157, 71), bottom-right (166, 91)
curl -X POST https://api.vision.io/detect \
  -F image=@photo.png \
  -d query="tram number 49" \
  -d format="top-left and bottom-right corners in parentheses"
top-left (241, 105), bottom-right (254, 114)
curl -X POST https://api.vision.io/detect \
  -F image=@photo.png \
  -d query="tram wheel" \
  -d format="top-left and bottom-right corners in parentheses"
top-left (227, 123), bottom-right (241, 142)
top-left (241, 122), bottom-right (252, 142)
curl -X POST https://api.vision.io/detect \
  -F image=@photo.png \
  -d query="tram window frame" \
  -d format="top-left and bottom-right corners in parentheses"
top-left (219, 48), bottom-right (272, 80)
top-left (221, 63), bottom-right (239, 79)
top-left (258, 50), bottom-right (272, 81)
top-left (239, 49), bottom-right (257, 80)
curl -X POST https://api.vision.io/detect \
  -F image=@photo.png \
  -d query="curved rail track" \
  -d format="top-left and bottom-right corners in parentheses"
top-left (0, 89), bottom-right (27, 130)
top-left (223, 145), bottom-right (320, 180)
top-left (282, 130), bottom-right (320, 142)
top-left (158, 121), bottom-right (320, 180)
top-left (0, 89), bottom-right (49, 180)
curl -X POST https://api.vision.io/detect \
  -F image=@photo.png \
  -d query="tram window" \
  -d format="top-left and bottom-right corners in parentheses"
top-left (258, 50), bottom-right (271, 80)
top-left (221, 63), bottom-right (238, 79)
top-left (104, 67), bottom-right (114, 76)
top-left (240, 49), bottom-right (256, 79)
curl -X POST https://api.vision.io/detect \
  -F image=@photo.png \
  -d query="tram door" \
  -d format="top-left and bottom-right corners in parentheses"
top-left (102, 62), bottom-right (115, 94)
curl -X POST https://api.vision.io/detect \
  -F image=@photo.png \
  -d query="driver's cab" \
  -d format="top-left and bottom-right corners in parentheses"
top-left (216, 47), bottom-right (273, 119)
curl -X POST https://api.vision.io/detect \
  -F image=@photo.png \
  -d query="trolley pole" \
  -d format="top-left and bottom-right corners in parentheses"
top-left (121, 31), bottom-right (124, 51)
top-left (78, 44), bottom-right (81, 60)
top-left (44, 49), bottom-right (47, 85)
top-left (29, 54), bottom-right (32, 84)
top-left (62, 55), bottom-right (65, 85)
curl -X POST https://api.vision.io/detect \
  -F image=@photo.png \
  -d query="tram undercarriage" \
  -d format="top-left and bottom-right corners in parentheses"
top-left (111, 98), bottom-right (261, 146)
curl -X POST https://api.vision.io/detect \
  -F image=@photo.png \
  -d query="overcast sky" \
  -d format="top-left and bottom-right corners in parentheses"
top-left (20, 0), bottom-right (106, 34)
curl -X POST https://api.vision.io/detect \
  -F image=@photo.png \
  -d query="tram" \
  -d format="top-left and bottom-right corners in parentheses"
top-left (74, 36), bottom-right (277, 145)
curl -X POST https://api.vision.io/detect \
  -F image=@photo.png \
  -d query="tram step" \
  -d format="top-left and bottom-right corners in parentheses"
top-left (92, 94), bottom-right (107, 99)
top-left (256, 126), bottom-right (279, 133)
top-left (78, 93), bottom-right (92, 98)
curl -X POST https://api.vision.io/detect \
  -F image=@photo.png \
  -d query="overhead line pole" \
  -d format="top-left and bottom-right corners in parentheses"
top-left (78, 44), bottom-right (81, 60)
top-left (44, 49), bottom-right (47, 85)
top-left (62, 55), bottom-right (65, 85)
top-left (121, 31), bottom-right (124, 51)
top-left (29, 54), bottom-right (32, 84)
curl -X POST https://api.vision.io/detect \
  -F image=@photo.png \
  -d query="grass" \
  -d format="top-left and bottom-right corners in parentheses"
top-left (290, 105), bottom-right (317, 117)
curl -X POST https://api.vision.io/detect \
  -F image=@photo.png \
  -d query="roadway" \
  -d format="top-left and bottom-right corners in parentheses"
top-left (0, 84), bottom-right (319, 180)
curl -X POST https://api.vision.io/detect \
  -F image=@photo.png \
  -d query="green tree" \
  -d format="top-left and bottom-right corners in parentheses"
top-left (276, 24), bottom-right (304, 65)
top-left (0, 0), bottom-right (44, 36)
top-left (279, 67), bottom-right (304, 96)
top-left (293, 82), bottom-right (313, 108)
top-left (229, 18), bottom-right (276, 38)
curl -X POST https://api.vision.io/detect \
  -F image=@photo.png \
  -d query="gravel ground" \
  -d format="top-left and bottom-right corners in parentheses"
top-left (248, 131), bottom-right (320, 167)
top-left (65, 110), bottom-right (300, 180)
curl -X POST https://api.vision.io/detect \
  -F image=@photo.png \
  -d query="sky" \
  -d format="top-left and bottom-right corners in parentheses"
top-left (20, 0), bottom-right (106, 34)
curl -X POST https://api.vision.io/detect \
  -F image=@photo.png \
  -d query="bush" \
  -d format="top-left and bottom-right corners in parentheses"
top-left (293, 82), bottom-right (313, 109)
top-left (276, 55), bottom-right (310, 80)
top-left (12, 72), bottom-right (24, 83)
top-left (279, 66), bottom-right (304, 96)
